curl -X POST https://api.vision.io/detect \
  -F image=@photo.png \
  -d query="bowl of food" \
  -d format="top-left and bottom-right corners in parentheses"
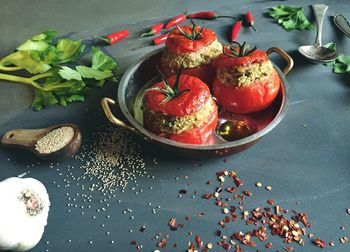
top-left (101, 26), bottom-right (293, 157)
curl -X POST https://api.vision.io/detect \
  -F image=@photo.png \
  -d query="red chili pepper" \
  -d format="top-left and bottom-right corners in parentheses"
top-left (187, 11), bottom-right (235, 20)
top-left (97, 29), bottom-right (129, 45)
top-left (246, 11), bottom-right (256, 31)
top-left (153, 33), bottom-right (169, 45)
top-left (141, 23), bottom-right (164, 38)
top-left (231, 20), bottom-right (242, 41)
top-left (165, 13), bottom-right (186, 29)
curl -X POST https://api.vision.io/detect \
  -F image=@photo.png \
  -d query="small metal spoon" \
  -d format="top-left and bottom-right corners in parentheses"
top-left (1, 124), bottom-right (82, 161)
top-left (298, 4), bottom-right (338, 63)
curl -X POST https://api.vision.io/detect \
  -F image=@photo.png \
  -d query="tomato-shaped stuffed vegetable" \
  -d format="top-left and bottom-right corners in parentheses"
top-left (213, 42), bottom-right (280, 114)
top-left (161, 21), bottom-right (222, 85)
top-left (143, 71), bottom-right (218, 144)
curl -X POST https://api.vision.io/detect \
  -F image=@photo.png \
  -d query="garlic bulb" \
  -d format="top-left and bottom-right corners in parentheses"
top-left (0, 177), bottom-right (50, 251)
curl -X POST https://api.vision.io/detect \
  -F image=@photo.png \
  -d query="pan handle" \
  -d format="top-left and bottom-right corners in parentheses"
top-left (101, 98), bottom-right (138, 133)
top-left (266, 47), bottom-right (294, 75)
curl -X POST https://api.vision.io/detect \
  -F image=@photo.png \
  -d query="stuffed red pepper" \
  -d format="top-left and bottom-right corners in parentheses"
top-left (143, 68), bottom-right (218, 144)
top-left (212, 42), bottom-right (280, 114)
top-left (161, 21), bottom-right (222, 85)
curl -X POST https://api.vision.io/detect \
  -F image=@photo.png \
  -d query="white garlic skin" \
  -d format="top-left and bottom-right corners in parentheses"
top-left (0, 177), bottom-right (50, 251)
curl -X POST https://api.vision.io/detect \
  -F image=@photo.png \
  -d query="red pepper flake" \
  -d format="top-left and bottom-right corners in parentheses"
top-left (284, 246), bottom-right (294, 251)
top-left (177, 223), bottom-right (184, 229)
top-left (195, 235), bottom-right (203, 248)
top-left (243, 190), bottom-right (253, 196)
top-left (130, 240), bottom-right (137, 245)
top-left (299, 212), bottom-right (311, 227)
top-left (206, 180), bottom-right (212, 185)
top-left (179, 189), bottom-right (187, 194)
top-left (313, 238), bottom-right (326, 248)
top-left (218, 241), bottom-right (231, 251)
top-left (168, 218), bottom-right (176, 228)
top-left (226, 187), bottom-right (236, 193)
top-left (267, 199), bottom-right (276, 205)
top-left (329, 241), bottom-right (335, 247)
top-left (203, 193), bottom-right (212, 199)
top-left (233, 176), bottom-right (243, 187)
top-left (235, 244), bottom-right (242, 252)
top-left (265, 242), bottom-right (273, 249)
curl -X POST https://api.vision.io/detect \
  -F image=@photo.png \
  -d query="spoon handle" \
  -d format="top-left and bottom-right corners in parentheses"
top-left (334, 14), bottom-right (350, 39)
top-left (1, 128), bottom-right (46, 149)
top-left (312, 4), bottom-right (328, 47)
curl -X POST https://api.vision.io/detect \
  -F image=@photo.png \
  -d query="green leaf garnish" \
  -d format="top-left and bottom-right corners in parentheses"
top-left (330, 54), bottom-right (350, 74)
top-left (177, 20), bottom-right (203, 40)
top-left (223, 41), bottom-right (257, 58)
top-left (56, 38), bottom-right (85, 63)
top-left (147, 66), bottom-right (190, 104)
top-left (268, 5), bottom-right (313, 31)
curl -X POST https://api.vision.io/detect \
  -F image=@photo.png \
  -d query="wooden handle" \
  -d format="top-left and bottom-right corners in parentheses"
top-left (1, 128), bottom-right (47, 149)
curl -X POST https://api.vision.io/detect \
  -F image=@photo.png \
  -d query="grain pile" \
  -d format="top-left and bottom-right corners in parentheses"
top-left (76, 126), bottom-right (147, 192)
top-left (35, 126), bottom-right (74, 154)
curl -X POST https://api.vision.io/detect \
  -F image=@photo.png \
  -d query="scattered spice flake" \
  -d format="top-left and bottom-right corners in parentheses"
top-left (243, 190), bottom-right (253, 196)
top-left (130, 240), bottom-right (137, 245)
top-left (195, 235), bottom-right (203, 248)
top-left (233, 176), bottom-right (243, 187)
top-left (347, 208), bottom-right (350, 215)
top-left (313, 238), bottom-right (326, 248)
top-left (267, 199), bottom-right (275, 205)
top-left (168, 218), bottom-right (176, 228)
top-left (139, 225), bottom-right (146, 232)
top-left (299, 212), bottom-right (311, 227)
top-left (234, 244), bottom-right (242, 252)
top-left (207, 180), bottom-right (212, 185)
top-left (207, 242), bottom-right (213, 249)
top-left (218, 241), bottom-right (231, 250)
top-left (265, 186), bottom-right (272, 191)
top-left (340, 236), bottom-right (349, 244)
top-left (284, 246), bottom-right (294, 251)
top-left (255, 182), bottom-right (262, 187)
top-left (179, 189), bottom-right (187, 194)
top-left (226, 187), bottom-right (236, 193)
top-left (158, 238), bottom-right (168, 248)
top-left (203, 193), bottom-right (212, 199)
top-left (265, 242), bottom-right (273, 249)
top-left (329, 241), bottom-right (335, 247)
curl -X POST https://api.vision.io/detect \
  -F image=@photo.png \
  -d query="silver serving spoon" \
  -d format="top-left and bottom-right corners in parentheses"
top-left (298, 4), bottom-right (338, 63)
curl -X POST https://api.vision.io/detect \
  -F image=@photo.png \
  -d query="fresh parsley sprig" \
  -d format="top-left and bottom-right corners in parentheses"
top-left (268, 5), bottom-right (313, 31)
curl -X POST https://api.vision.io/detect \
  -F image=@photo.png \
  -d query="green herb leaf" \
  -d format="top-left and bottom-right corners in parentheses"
top-left (59, 66), bottom-right (82, 81)
top-left (324, 42), bottom-right (337, 51)
top-left (31, 89), bottom-right (58, 111)
top-left (331, 54), bottom-right (350, 74)
top-left (268, 5), bottom-right (313, 31)
top-left (91, 47), bottom-right (118, 71)
top-left (56, 38), bottom-right (85, 63)
top-left (17, 30), bottom-right (57, 51)
top-left (1, 50), bottom-right (51, 73)
top-left (76, 66), bottom-right (113, 80)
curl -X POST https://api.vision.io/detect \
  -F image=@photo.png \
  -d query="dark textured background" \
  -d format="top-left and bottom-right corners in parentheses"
top-left (1, 0), bottom-right (350, 251)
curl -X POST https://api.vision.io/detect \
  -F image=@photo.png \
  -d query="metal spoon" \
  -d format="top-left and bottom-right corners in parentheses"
top-left (1, 124), bottom-right (82, 161)
top-left (334, 13), bottom-right (350, 39)
top-left (298, 4), bottom-right (338, 63)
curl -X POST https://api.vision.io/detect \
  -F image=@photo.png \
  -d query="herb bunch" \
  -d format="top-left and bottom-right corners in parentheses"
top-left (0, 31), bottom-right (119, 110)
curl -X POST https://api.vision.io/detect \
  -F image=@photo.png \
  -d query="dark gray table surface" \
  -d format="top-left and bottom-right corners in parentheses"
top-left (1, 0), bottom-right (350, 251)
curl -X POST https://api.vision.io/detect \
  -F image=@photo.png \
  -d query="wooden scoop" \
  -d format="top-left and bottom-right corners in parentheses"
top-left (1, 124), bottom-right (82, 161)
